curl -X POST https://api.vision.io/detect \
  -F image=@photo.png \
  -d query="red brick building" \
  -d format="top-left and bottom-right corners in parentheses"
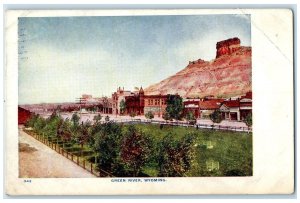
top-left (219, 91), bottom-right (252, 121)
top-left (143, 94), bottom-right (167, 117)
top-left (183, 98), bottom-right (224, 119)
top-left (112, 87), bottom-right (133, 115)
top-left (183, 99), bottom-right (200, 118)
top-left (239, 91), bottom-right (252, 120)
top-left (199, 99), bottom-right (224, 118)
top-left (125, 87), bottom-right (145, 115)
top-left (124, 87), bottom-right (167, 117)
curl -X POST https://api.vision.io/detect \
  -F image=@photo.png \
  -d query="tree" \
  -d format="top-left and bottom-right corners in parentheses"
top-left (119, 99), bottom-right (126, 115)
top-left (185, 111), bottom-right (196, 125)
top-left (129, 112), bottom-right (136, 119)
top-left (58, 118), bottom-right (72, 148)
top-left (162, 111), bottom-right (171, 121)
top-left (105, 115), bottom-right (110, 122)
top-left (43, 111), bottom-right (62, 139)
top-left (158, 133), bottom-right (196, 177)
top-left (93, 114), bottom-right (102, 124)
top-left (145, 111), bottom-right (154, 120)
top-left (25, 114), bottom-right (39, 128)
top-left (69, 113), bottom-right (81, 146)
top-left (76, 121), bottom-right (92, 157)
top-left (32, 115), bottom-right (46, 134)
top-left (55, 118), bottom-right (64, 145)
top-left (71, 113), bottom-right (80, 126)
top-left (165, 94), bottom-right (184, 121)
top-left (121, 125), bottom-right (152, 177)
top-left (210, 110), bottom-right (222, 123)
top-left (55, 105), bottom-right (62, 115)
top-left (245, 113), bottom-right (252, 127)
top-left (93, 122), bottom-right (125, 176)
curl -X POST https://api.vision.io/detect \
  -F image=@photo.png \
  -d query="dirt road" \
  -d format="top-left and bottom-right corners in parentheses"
top-left (19, 128), bottom-right (96, 178)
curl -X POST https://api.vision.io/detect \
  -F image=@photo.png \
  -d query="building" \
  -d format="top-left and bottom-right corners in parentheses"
top-left (124, 87), bottom-right (145, 115)
top-left (101, 97), bottom-right (113, 114)
top-left (81, 94), bottom-right (93, 100)
top-left (219, 99), bottom-right (241, 121)
top-left (183, 98), bottom-right (201, 118)
top-left (239, 91), bottom-right (252, 120)
top-left (219, 91), bottom-right (252, 121)
top-left (143, 94), bottom-right (168, 117)
top-left (112, 86), bottom-right (168, 117)
top-left (123, 87), bottom-right (168, 117)
top-left (76, 94), bottom-right (105, 113)
top-left (183, 98), bottom-right (224, 119)
top-left (199, 99), bottom-right (224, 118)
top-left (112, 87), bottom-right (134, 115)
top-left (18, 106), bottom-right (32, 125)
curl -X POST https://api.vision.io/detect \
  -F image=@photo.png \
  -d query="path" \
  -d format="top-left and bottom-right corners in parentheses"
top-left (19, 127), bottom-right (96, 178)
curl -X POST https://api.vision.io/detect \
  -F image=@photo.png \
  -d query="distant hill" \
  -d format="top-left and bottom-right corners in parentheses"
top-left (144, 37), bottom-right (252, 98)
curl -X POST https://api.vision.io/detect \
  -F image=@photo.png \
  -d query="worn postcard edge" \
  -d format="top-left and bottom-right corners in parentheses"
top-left (4, 9), bottom-right (294, 195)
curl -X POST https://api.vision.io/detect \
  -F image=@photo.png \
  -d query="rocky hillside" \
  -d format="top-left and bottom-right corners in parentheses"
top-left (144, 38), bottom-right (252, 98)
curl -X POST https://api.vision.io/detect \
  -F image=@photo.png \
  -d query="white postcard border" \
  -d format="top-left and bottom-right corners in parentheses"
top-left (5, 9), bottom-right (294, 195)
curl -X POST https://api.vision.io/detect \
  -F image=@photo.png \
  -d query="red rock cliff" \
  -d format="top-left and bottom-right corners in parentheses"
top-left (145, 38), bottom-right (251, 98)
top-left (216, 37), bottom-right (241, 58)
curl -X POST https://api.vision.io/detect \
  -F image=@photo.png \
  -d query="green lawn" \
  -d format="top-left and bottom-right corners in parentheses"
top-left (133, 124), bottom-right (252, 176)
top-left (25, 123), bottom-right (252, 177)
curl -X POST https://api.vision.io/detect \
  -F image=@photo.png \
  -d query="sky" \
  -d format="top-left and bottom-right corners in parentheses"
top-left (18, 14), bottom-right (251, 104)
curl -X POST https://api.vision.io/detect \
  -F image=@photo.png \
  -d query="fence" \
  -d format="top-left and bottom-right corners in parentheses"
top-left (39, 112), bottom-right (252, 133)
top-left (110, 119), bottom-right (252, 133)
top-left (25, 130), bottom-right (113, 177)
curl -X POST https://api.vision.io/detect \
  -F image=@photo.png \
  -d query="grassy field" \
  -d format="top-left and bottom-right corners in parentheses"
top-left (25, 123), bottom-right (252, 177)
top-left (133, 124), bottom-right (252, 177)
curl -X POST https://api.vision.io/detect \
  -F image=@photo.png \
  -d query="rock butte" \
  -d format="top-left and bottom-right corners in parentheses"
top-left (144, 37), bottom-right (252, 98)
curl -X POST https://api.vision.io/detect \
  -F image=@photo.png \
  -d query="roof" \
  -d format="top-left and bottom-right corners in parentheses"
top-left (139, 87), bottom-right (144, 94)
top-left (199, 100), bottom-right (222, 110)
top-left (144, 94), bottom-right (168, 99)
top-left (222, 100), bottom-right (240, 108)
top-left (18, 106), bottom-right (31, 113)
top-left (184, 100), bottom-right (199, 105)
top-left (204, 98), bottom-right (225, 102)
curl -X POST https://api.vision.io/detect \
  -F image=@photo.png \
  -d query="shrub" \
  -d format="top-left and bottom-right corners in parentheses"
top-left (145, 111), bottom-right (154, 120)
top-left (210, 110), bottom-right (222, 123)
top-left (245, 113), bottom-right (252, 127)
top-left (185, 111), bottom-right (196, 125)
top-left (162, 112), bottom-right (171, 121)
top-left (129, 112), bottom-right (136, 118)
top-left (93, 114), bottom-right (102, 124)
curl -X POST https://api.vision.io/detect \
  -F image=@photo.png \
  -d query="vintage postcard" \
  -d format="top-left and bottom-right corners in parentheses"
top-left (5, 9), bottom-right (294, 195)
